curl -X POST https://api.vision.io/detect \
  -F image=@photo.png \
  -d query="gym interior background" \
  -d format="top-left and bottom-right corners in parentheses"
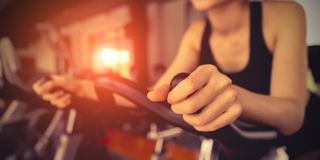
top-left (0, 0), bottom-right (319, 160)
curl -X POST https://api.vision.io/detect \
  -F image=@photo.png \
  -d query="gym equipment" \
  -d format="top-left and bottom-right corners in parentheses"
top-left (147, 123), bottom-right (183, 160)
top-left (95, 73), bottom-right (283, 158)
top-left (0, 37), bottom-right (81, 160)
top-left (0, 37), bottom-right (21, 87)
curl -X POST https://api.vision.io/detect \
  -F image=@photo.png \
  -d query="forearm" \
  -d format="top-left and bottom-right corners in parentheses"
top-left (233, 85), bottom-right (307, 135)
top-left (75, 79), bottom-right (98, 100)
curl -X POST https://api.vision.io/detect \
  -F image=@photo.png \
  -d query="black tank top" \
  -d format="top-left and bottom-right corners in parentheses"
top-left (199, 2), bottom-right (272, 95)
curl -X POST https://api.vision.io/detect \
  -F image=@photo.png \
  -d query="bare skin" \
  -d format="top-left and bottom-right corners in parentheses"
top-left (33, 0), bottom-right (308, 135)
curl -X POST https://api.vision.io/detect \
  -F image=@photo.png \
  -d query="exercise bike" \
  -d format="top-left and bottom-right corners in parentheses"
top-left (0, 37), bottom-right (82, 160)
top-left (95, 73), bottom-right (285, 160)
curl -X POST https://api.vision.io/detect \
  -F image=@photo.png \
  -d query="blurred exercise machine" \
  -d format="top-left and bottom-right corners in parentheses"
top-left (0, 37), bottom-right (81, 160)
top-left (0, 36), bottom-right (155, 160)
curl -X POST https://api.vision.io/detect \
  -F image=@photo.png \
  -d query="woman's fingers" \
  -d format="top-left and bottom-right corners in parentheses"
top-left (193, 102), bottom-right (242, 132)
top-left (32, 78), bottom-right (48, 94)
top-left (147, 84), bottom-right (170, 102)
top-left (33, 75), bottom-right (70, 96)
top-left (42, 91), bottom-right (71, 108)
top-left (170, 72), bottom-right (232, 115)
top-left (168, 65), bottom-right (214, 104)
top-left (32, 75), bottom-right (74, 108)
top-left (181, 87), bottom-right (238, 126)
top-left (166, 65), bottom-right (241, 132)
top-left (42, 90), bottom-right (64, 101)
top-left (36, 81), bottom-right (55, 94)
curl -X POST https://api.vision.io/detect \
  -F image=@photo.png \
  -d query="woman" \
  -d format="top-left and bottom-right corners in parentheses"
top-left (33, 0), bottom-right (309, 158)
top-left (148, 0), bottom-right (308, 135)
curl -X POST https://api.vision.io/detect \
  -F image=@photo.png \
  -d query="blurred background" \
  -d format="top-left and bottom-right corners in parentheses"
top-left (0, 0), bottom-right (319, 85)
top-left (0, 0), bottom-right (203, 86)
top-left (0, 0), bottom-right (319, 159)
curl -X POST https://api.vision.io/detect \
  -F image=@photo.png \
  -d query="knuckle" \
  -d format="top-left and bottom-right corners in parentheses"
top-left (205, 64), bottom-right (217, 71)
top-left (198, 64), bottom-right (217, 73)
top-left (185, 101), bottom-right (198, 114)
top-left (196, 64), bottom-right (208, 72)
top-left (197, 65), bottom-right (207, 71)
top-left (235, 103), bottom-right (243, 115)
top-left (226, 88), bottom-right (237, 101)
top-left (221, 76), bottom-right (232, 86)
top-left (209, 65), bottom-right (218, 71)
top-left (231, 103), bottom-right (243, 117)
top-left (215, 76), bottom-right (232, 90)
top-left (230, 115), bottom-right (238, 123)
top-left (186, 77), bottom-right (197, 90)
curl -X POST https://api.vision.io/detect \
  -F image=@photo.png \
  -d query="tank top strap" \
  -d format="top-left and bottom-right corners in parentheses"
top-left (250, 1), bottom-right (264, 44)
top-left (199, 18), bottom-right (214, 65)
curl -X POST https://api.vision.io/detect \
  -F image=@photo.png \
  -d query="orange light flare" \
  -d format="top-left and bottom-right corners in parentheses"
top-left (93, 48), bottom-right (130, 75)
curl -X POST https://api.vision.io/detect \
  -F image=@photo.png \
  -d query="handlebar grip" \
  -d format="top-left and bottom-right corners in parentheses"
top-left (169, 73), bottom-right (189, 91)
top-left (94, 74), bottom-right (282, 150)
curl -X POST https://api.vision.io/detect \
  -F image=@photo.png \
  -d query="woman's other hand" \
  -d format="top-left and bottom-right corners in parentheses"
top-left (32, 75), bottom-right (73, 108)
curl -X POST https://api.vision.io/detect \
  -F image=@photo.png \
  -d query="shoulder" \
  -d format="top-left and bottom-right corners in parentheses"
top-left (263, 1), bottom-right (306, 28)
top-left (262, 1), bottom-right (306, 48)
top-left (263, 1), bottom-right (304, 14)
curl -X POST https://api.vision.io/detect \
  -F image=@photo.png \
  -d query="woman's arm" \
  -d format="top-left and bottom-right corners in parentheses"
top-left (153, 20), bottom-right (205, 88)
top-left (236, 2), bottom-right (308, 135)
top-left (147, 20), bottom-right (205, 100)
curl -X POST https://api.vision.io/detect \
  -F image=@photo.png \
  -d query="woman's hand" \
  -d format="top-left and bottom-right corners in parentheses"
top-left (147, 64), bottom-right (242, 132)
top-left (32, 75), bottom-right (73, 108)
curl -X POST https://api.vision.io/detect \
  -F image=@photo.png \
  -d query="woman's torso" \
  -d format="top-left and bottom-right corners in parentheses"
top-left (198, 1), bottom-right (274, 94)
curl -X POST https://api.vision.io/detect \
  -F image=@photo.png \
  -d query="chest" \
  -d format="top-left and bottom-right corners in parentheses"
top-left (208, 26), bottom-right (274, 74)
